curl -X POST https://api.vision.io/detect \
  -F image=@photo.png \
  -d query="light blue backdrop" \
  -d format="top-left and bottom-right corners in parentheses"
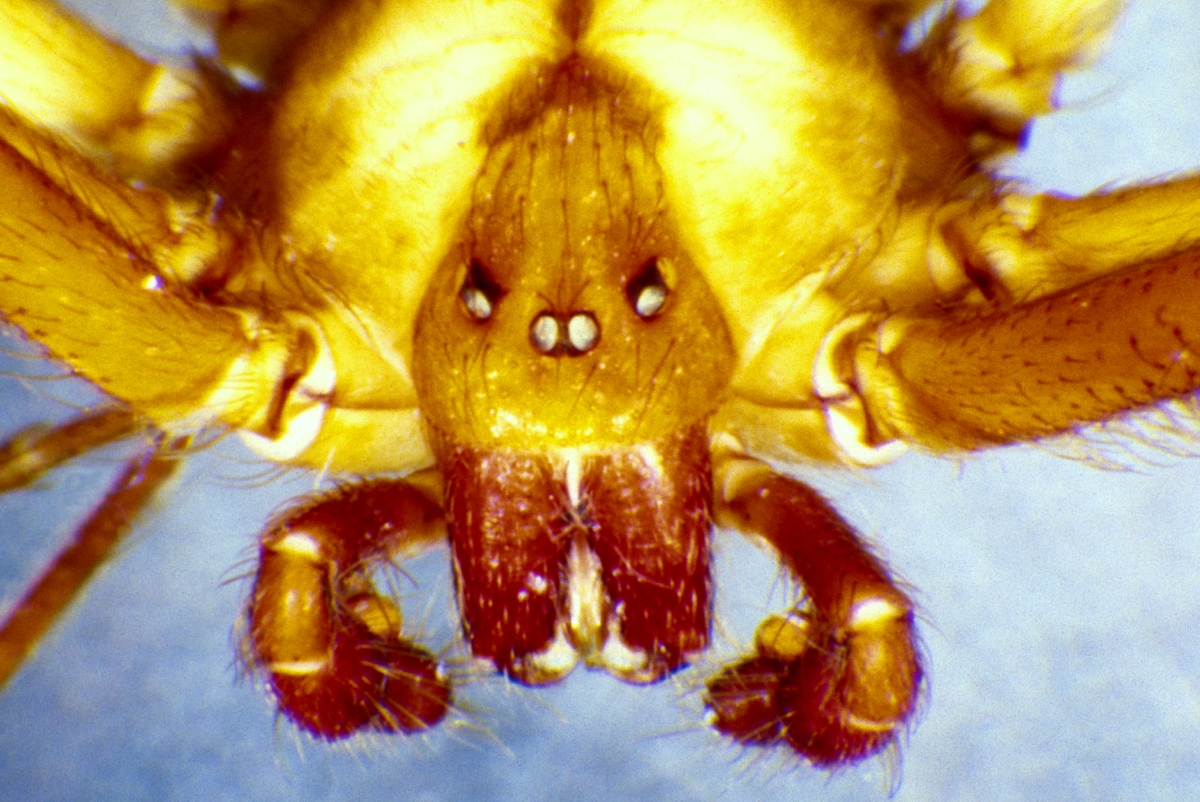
top-left (2, 1), bottom-right (1200, 800)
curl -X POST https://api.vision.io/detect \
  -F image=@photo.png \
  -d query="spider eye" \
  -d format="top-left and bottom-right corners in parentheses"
top-left (460, 258), bottom-right (503, 321)
top-left (529, 311), bottom-right (601, 355)
top-left (567, 312), bottom-right (599, 352)
top-left (626, 257), bottom-right (668, 318)
top-left (530, 314), bottom-right (559, 353)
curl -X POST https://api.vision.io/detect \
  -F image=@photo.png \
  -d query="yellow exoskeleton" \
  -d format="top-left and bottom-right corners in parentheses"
top-left (0, 0), bottom-right (1200, 797)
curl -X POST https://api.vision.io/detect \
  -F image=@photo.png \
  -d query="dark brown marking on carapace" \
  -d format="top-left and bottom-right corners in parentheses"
top-left (556, 0), bottom-right (594, 42)
top-left (412, 58), bottom-right (735, 452)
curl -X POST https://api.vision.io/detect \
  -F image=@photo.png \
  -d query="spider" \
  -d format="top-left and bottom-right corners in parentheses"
top-left (2, 1), bottom-right (1200, 802)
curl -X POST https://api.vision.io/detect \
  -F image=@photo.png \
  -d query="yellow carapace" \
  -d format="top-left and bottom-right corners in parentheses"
top-left (0, 0), bottom-right (1198, 794)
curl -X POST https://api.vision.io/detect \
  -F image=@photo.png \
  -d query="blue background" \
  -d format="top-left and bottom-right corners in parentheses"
top-left (3, 1), bottom-right (1200, 800)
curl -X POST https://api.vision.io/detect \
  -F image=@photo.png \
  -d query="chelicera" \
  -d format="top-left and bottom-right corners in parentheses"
top-left (2, 0), bottom-right (1200, 786)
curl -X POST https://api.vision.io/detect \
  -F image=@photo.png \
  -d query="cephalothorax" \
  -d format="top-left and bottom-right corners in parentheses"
top-left (2, 0), bottom-right (1199, 782)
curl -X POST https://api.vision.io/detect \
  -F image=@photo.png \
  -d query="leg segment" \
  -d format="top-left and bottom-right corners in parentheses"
top-left (919, 0), bottom-right (1122, 152)
top-left (0, 112), bottom-right (246, 421)
top-left (0, 0), bottom-right (232, 177)
top-left (0, 432), bottom-right (184, 688)
top-left (0, 408), bottom-right (138, 492)
top-left (175, 0), bottom-right (341, 81)
top-left (706, 455), bottom-right (920, 765)
top-left (0, 108), bottom-right (332, 441)
top-left (247, 479), bottom-right (451, 739)
top-left (858, 248), bottom-right (1200, 451)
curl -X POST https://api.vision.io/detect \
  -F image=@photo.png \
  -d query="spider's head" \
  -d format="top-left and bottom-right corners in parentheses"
top-left (410, 65), bottom-right (731, 684)
top-left (413, 62), bottom-right (735, 454)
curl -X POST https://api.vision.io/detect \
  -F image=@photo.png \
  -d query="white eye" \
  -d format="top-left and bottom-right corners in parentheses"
top-left (459, 258), bottom-right (503, 322)
top-left (530, 314), bottom-right (559, 353)
top-left (627, 257), bottom-right (669, 319)
top-left (567, 313), bottom-right (599, 353)
top-left (461, 287), bottom-right (492, 320)
top-left (634, 284), bottom-right (666, 318)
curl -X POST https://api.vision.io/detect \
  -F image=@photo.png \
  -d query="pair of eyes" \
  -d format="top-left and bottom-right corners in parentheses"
top-left (458, 257), bottom-right (670, 323)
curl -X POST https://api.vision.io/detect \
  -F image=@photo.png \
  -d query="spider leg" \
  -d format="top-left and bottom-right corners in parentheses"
top-left (851, 176), bottom-right (1200, 450)
top-left (0, 0), bottom-right (232, 178)
top-left (247, 476), bottom-right (452, 739)
top-left (705, 452), bottom-right (920, 766)
top-left (0, 408), bottom-right (139, 492)
top-left (919, 0), bottom-right (1123, 156)
top-left (173, 0), bottom-right (340, 81)
top-left (0, 430), bottom-right (185, 688)
top-left (0, 108), bottom-right (242, 416)
top-left (0, 106), bottom-right (334, 452)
